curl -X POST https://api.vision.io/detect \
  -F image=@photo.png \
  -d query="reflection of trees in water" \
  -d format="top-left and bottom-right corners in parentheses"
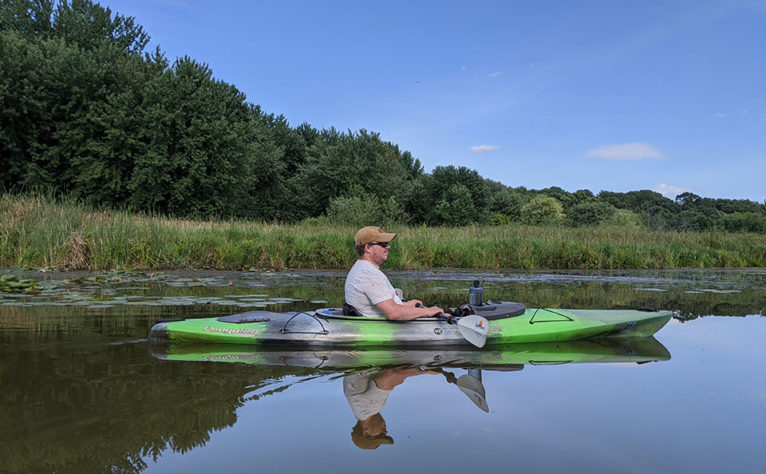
top-left (0, 342), bottom-right (315, 473)
top-left (1, 272), bottom-right (760, 470)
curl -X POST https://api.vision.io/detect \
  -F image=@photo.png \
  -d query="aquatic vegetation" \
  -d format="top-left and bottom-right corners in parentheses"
top-left (0, 274), bottom-right (40, 294)
top-left (2, 194), bottom-right (765, 271)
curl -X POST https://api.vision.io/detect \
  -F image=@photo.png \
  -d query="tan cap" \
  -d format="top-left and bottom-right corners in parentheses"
top-left (351, 421), bottom-right (394, 450)
top-left (354, 226), bottom-right (396, 247)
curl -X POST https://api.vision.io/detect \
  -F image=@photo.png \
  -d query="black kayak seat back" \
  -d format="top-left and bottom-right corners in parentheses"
top-left (469, 302), bottom-right (526, 320)
top-left (342, 302), bottom-right (362, 317)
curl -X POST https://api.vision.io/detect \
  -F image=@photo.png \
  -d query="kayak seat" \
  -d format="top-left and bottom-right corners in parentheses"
top-left (342, 302), bottom-right (362, 317)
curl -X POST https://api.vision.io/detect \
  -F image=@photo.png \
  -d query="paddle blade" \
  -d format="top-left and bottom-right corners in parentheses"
top-left (456, 315), bottom-right (490, 348)
top-left (457, 374), bottom-right (489, 412)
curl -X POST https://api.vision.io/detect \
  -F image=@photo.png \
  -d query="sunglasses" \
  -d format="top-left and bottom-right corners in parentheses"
top-left (368, 242), bottom-right (390, 248)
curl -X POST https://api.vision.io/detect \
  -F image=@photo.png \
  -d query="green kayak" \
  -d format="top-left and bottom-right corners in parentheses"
top-left (148, 301), bottom-right (672, 347)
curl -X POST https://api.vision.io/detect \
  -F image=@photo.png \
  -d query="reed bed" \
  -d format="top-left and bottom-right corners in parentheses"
top-left (1, 194), bottom-right (764, 270)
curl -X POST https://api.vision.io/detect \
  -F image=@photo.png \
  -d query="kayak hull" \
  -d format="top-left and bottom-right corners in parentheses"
top-left (148, 305), bottom-right (672, 347)
top-left (151, 336), bottom-right (671, 371)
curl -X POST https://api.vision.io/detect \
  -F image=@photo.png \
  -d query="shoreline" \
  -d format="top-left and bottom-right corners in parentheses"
top-left (3, 194), bottom-right (766, 271)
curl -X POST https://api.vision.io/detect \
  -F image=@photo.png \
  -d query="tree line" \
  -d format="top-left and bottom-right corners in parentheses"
top-left (2, 0), bottom-right (765, 233)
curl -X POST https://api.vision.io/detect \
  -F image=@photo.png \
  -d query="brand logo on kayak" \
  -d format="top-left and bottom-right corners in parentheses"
top-left (475, 320), bottom-right (485, 329)
top-left (621, 322), bottom-right (636, 333)
top-left (203, 326), bottom-right (259, 336)
top-left (433, 328), bottom-right (442, 335)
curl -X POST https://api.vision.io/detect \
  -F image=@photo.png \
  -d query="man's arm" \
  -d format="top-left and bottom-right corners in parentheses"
top-left (376, 298), bottom-right (444, 321)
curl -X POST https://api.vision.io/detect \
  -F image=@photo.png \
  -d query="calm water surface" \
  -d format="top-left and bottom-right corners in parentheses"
top-left (1, 269), bottom-right (764, 473)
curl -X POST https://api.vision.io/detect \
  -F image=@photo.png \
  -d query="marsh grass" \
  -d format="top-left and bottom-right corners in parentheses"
top-left (2, 193), bottom-right (765, 270)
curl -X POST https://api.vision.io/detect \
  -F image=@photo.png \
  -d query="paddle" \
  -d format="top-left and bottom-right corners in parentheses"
top-left (415, 303), bottom-right (490, 348)
top-left (436, 368), bottom-right (489, 412)
top-left (438, 313), bottom-right (490, 348)
top-left (457, 372), bottom-right (489, 412)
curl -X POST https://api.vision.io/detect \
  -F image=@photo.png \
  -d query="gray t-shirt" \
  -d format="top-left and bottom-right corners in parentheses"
top-left (344, 259), bottom-right (402, 318)
top-left (343, 372), bottom-right (393, 421)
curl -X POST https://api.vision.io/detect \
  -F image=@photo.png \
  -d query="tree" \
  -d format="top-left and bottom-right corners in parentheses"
top-left (0, 0), bottom-right (156, 200)
top-left (643, 205), bottom-right (672, 230)
top-left (126, 57), bottom-right (262, 217)
top-left (599, 190), bottom-right (678, 214)
top-left (520, 196), bottom-right (564, 225)
top-left (488, 187), bottom-right (526, 222)
top-left (539, 186), bottom-right (577, 211)
top-left (0, 0), bottom-right (55, 37)
top-left (292, 129), bottom-right (417, 219)
top-left (719, 213), bottom-right (766, 233)
top-left (670, 210), bottom-right (715, 232)
top-left (567, 201), bottom-right (617, 227)
top-left (675, 192), bottom-right (702, 209)
top-left (52, 0), bottom-right (149, 54)
top-left (399, 175), bottom-right (434, 224)
top-left (327, 191), bottom-right (402, 227)
top-left (433, 184), bottom-right (476, 226)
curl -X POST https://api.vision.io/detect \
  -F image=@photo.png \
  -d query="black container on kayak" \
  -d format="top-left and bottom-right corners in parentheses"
top-left (469, 280), bottom-right (484, 306)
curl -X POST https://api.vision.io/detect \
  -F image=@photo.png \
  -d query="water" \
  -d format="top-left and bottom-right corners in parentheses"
top-left (0, 269), bottom-right (764, 473)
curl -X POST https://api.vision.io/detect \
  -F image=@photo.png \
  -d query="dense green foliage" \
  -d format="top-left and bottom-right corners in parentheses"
top-left (1, 0), bottom-right (765, 232)
top-left (3, 194), bottom-right (766, 271)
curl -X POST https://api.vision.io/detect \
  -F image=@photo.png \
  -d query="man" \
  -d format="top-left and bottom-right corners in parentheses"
top-left (344, 367), bottom-right (438, 449)
top-left (344, 226), bottom-right (444, 320)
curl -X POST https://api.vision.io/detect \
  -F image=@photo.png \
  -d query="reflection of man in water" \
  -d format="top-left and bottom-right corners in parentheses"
top-left (344, 367), bottom-right (437, 449)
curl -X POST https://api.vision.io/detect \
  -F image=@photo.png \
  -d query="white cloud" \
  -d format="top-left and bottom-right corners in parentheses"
top-left (715, 112), bottom-right (727, 118)
top-left (585, 142), bottom-right (665, 160)
top-left (488, 72), bottom-right (502, 78)
top-left (654, 183), bottom-right (687, 197)
top-left (470, 144), bottom-right (500, 154)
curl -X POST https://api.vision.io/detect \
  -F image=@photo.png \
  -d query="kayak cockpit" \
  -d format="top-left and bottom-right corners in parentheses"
top-left (314, 301), bottom-right (526, 321)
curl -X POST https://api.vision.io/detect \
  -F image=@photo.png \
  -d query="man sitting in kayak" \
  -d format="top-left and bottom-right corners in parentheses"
top-left (344, 226), bottom-right (444, 320)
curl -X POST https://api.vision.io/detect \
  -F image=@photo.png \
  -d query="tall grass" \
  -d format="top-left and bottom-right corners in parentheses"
top-left (2, 193), bottom-right (765, 270)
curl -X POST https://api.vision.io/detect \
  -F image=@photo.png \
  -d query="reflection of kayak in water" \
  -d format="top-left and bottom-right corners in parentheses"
top-left (150, 336), bottom-right (671, 372)
top-left (148, 302), bottom-right (672, 347)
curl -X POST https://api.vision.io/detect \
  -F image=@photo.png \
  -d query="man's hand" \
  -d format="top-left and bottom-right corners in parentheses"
top-left (377, 299), bottom-right (445, 321)
top-left (403, 299), bottom-right (423, 307)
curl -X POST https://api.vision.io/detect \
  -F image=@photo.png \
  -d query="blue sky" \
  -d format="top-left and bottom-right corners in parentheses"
top-left (105, 0), bottom-right (766, 202)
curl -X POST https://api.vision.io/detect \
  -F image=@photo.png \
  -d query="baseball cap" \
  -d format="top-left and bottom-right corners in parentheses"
top-left (354, 226), bottom-right (396, 247)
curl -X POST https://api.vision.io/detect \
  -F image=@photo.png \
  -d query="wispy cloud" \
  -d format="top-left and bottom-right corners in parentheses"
top-left (654, 183), bottom-right (687, 197)
top-left (585, 142), bottom-right (665, 160)
top-left (715, 112), bottom-right (727, 118)
top-left (487, 72), bottom-right (502, 78)
top-left (470, 144), bottom-right (499, 154)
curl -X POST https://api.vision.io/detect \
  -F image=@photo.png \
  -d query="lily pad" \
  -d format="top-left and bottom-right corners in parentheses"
top-left (0, 275), bottom-right (41, 293)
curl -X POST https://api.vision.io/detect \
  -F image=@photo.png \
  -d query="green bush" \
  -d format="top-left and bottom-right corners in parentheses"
top-left (433, 184), bottom-right (478, 226)
top-left (326, 193), bottom-right (402, 227)
top-left (521, 196), bottom-right (564, 225)
top-left (608, 209), bottom-right (643, 228)
top-left (567, 201), bottom-right (617, 227)
top-left (720, 212), bottom-right (766, 233)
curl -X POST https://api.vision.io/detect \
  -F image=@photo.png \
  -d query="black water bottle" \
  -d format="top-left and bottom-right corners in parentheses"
top-left (469, 280), bottom-right (483, 306)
